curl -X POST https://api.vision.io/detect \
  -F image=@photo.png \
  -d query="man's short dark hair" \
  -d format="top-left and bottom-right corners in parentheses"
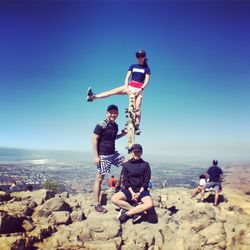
top-left (213, 160), bottom-right (218, 166)
top-left (107, 104), bottom-right (118, 112)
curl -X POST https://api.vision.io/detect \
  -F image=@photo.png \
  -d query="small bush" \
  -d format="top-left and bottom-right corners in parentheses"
top-left (43, 179), bottom-right (58, 193)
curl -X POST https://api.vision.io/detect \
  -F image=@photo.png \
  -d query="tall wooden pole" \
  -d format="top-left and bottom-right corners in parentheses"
top-left (126, 93), bottom-right (136, 159)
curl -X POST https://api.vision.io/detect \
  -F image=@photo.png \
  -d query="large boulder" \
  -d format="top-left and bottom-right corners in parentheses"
top-left (87, 214), bottom-right (120, 241)
top-left (122, 222), bottom-right (164, 249)
top-left (70, 210), bottom-right (86, 222)
top-left (84, 238), bottom-right (122, 250)
top-left (199, 222), bottom-right (225, 245)
top-left (10, 189), bottom-right (55, 205)
top-left (42, 197), bottom-right (72, 212)
top-left (47, 211), bottom-right (71, 225)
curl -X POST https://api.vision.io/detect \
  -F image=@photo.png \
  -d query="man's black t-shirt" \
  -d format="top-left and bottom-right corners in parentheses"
top-left (93, 119), bottom-right (118, 155)
top-left (207, 165), bottom-right (223, 183)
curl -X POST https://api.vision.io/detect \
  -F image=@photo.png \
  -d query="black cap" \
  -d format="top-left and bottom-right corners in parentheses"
top-left (131, 144), bottom-right (143, 152)
top-left (136, 49), bottom-right (146, 58)
top-left (213, 160), bottom-right (218, 166)
top-left (107, 104), bottom-right (118, 112)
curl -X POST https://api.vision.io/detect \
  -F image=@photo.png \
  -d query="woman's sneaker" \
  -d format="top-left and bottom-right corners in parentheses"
top-left (132, 214), bottom-right (142, 224)
top-left (86, 87), bottom-right (94, 102)
top-left (134, 125), bottom-right (141, 135)
top-left (118, 209), bottom-right (129, 224)
top-left (117, 208), bottom-right (126, 219)
top-left (95, 204), bottom-right (107, 214)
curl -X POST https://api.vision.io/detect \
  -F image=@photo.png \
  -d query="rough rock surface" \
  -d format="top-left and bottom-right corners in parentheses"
top-left (0, 187), bottom-right (250, 250)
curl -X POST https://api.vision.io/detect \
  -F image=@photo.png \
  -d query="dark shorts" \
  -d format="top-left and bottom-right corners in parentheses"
top-left (203, 182), bottom-right (222, 191)
top-left (122, 189), bottom-right (150, 204)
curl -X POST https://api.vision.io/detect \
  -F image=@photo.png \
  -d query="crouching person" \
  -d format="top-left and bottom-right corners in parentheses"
top-left (111, 144), bottom-right (153, 224)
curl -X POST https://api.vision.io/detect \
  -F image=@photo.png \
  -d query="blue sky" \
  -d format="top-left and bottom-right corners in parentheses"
top-left (0, 1), bottom-right (249, 161)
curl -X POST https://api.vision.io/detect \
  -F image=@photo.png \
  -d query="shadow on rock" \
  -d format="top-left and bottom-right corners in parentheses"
top-left (100, 193), bottom-right (108, 206)
top-left (204, 193), bottom-right (225, 204)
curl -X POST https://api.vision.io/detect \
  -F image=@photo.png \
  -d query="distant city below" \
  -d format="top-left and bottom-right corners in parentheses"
top-left (0, 148), bottom-right (247, 194)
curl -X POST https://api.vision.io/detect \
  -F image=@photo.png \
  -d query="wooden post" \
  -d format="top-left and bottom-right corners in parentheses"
top-left (126, 93), bottom-right (136, 159)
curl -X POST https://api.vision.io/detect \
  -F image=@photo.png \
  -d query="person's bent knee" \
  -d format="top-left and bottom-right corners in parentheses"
top-left (142, 197), bottom-right (154, 210)
top-left (147, 200), bottom-right (154, 209)
top-left (111, 195), bottom-right (118, 204)
top-left (145, 203), bottom-right (153, 210)
top-left (111, 193), bottom-right (121, 205)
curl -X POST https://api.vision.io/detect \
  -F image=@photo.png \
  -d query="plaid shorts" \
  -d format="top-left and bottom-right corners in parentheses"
top-left (97, 151), bottom-right (124, 175)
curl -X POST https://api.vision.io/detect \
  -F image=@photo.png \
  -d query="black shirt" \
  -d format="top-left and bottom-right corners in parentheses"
top-left (93, 119), bottom-right (118, 155)
top-left (122, 158), bottom-right (151, 192)
top-left (207, 165), bottom-right (223, 183)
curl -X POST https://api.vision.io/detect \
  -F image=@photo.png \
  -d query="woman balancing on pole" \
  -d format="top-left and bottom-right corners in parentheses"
top-left (86, 50), bottom-right (151, 135)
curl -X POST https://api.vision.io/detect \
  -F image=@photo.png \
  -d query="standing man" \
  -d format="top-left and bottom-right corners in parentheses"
top-left (92, 104), bottom-right (126, 213)
top-left (199, 160), bottom-right (223, 206)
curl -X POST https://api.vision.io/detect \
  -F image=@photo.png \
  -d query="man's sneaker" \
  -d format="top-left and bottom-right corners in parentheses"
top-left (134, 125), bottom-right (141, 135)
top-left (118, 209), bottom-right (129, 224)
top-left (86, 86), bottom-right (94, 102)
top-left (132, 214), bottom-right (142, 224)
top-left (95, 204), bottom-right (107, 214)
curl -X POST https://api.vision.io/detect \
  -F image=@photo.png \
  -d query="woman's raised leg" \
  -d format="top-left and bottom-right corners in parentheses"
top-left (92, 85), bottom-right (128, 100)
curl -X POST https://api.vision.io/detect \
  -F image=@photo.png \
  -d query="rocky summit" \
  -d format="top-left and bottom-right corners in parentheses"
top-left (0, 188), bottom-right (250, 250)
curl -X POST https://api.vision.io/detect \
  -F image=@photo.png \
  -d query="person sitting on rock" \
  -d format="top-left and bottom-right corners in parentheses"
top-left (191, 174), bottom-right (207, 198)
top-left (199, 160), bottom-right (223, 206)
top-left (111, 144), bottom-right (153, 224)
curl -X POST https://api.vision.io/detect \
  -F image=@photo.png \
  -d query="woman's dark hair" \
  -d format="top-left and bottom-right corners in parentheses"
top-left (199, 174), bottom-right (206, 179)
top-left (136, 49), bottom-right (149, 67)
top-left (144, 58), bottom-right (149, 67)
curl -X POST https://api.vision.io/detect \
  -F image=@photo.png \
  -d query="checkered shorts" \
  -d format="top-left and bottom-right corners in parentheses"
top-left (97, 151), bottom-right (124, 175)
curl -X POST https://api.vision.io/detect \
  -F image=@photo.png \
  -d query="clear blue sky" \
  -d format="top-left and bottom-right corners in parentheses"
top-left (0, 1), bottom-right (249, 161)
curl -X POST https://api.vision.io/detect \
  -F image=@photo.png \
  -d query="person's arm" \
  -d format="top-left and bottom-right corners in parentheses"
top-left (124, 71), bottom-right (132, 87)
top-left (116, 128), bottom-right (127, 139)
top-left (141, 163), bottom-right (151, 192)
top-left (128, 187), bottom-right (136, 197)
top-left (141, 74), bottom-right (150, 91)
top-left (206, 168), bottom-right (211, 181)
top-left (133, 163), bottom-right (151, 201)
top-left (92, 133), bottom-right (100, 166)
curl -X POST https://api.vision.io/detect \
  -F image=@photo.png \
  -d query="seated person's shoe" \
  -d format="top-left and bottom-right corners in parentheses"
top-left (118, 209), bottom-right (129, 224)
top-left (134, 125), bottom-right (141, 135)
top-left (117, 208), bottom-right (126, 219)
top-left (86, 86), bottom-right (94, 102)
top-left (132, 214), bottom-right (142, 224)
top-left (94, 204), bottom-right (107, 213)
top-left (197, 198), bottom-right (205, 203)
